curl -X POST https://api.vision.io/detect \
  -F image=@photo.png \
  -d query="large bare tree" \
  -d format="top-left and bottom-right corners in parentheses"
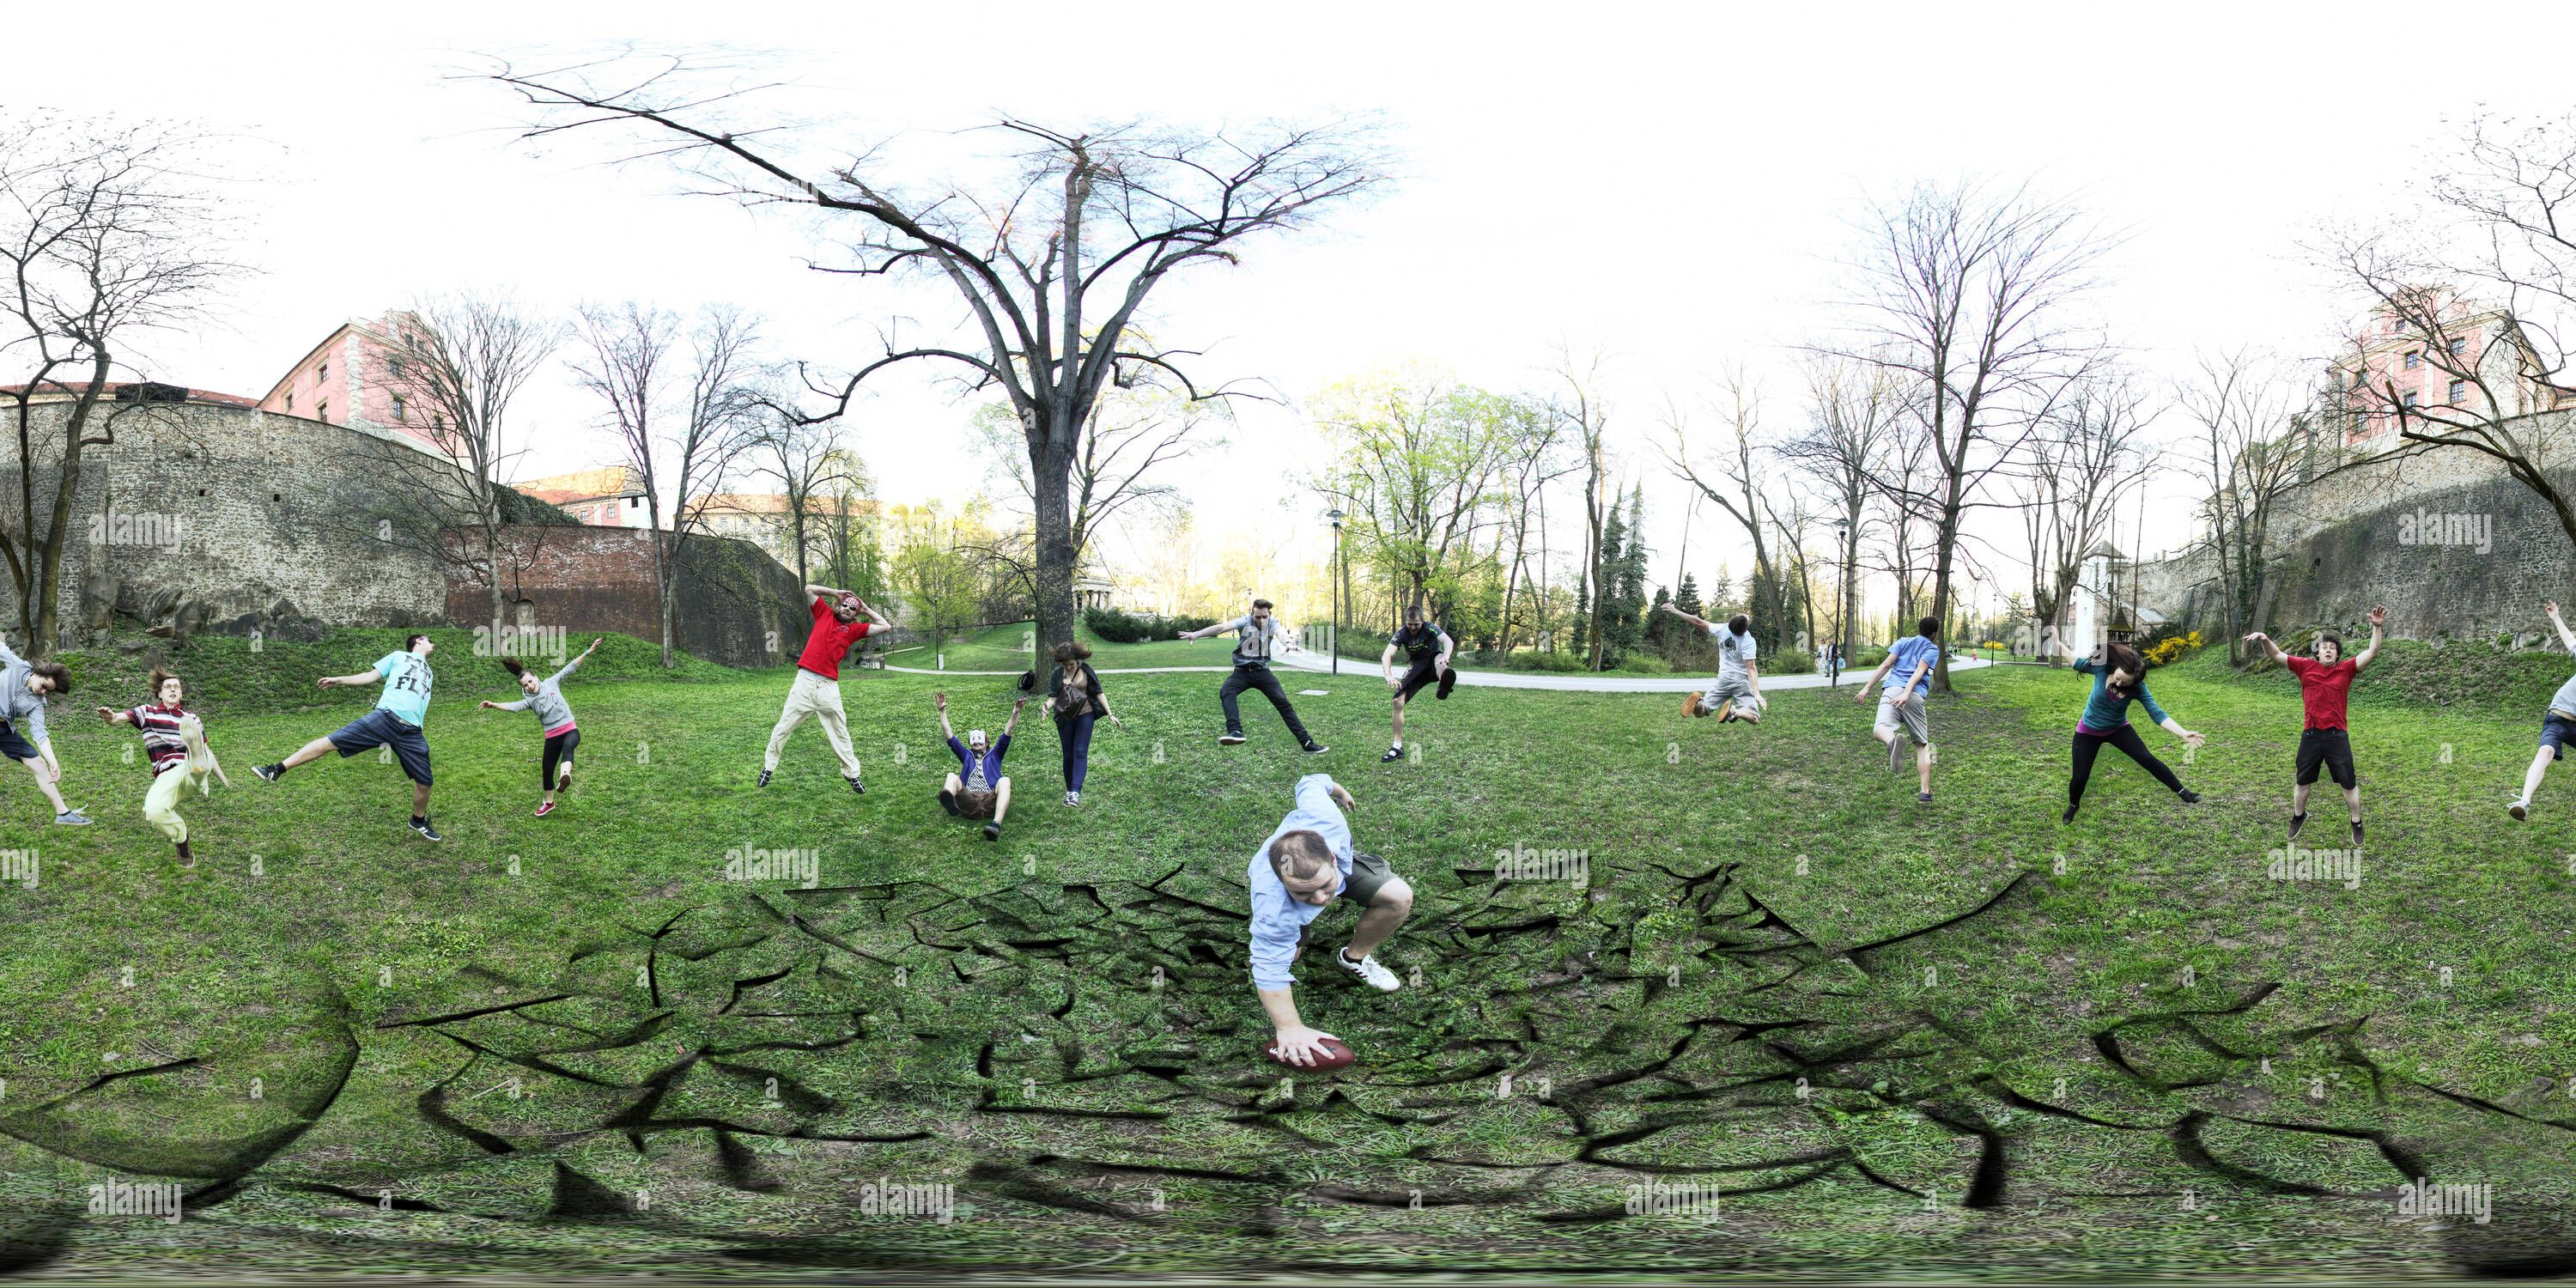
top-left (0, 114), bottom-right (236, 653)
top-left (1782, 355), bottom-right (1902, 667)
top-left (487, 56), bottom-right (1389, 652)
top-left (2178, 349), bottom-right (2310, 665)
top-left (2014, 373), bottom-right (2156, 664)
top-left (1546, 346), bottom-right (1616, 670)
top-left (1663, 374), bottom-right (1790, 654)
top-left (367, 294), bottom-right (565, 633)
top-left (1826, 179), bottom-right (2112, 692)
top-left (569, 301), bottom-right (764, 668)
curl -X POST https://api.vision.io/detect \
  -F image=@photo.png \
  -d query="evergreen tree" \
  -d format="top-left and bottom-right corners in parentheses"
top-left (1674, 571), bottom-right (1704, 617)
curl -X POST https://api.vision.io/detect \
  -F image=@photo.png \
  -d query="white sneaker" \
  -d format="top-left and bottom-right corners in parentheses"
top-left (1065, 791), bottom-right (1079, 807)
top-left (1335, 949), bottom-right (1400, 992)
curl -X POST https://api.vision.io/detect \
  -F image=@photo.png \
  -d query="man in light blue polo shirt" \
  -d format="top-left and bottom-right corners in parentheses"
top-left (1248, 774), bottom-right (1413, 1066)
top-left (1856, 616), bottom-right (1942, 803)
top-left (252, 633), bottom-right (444, 841)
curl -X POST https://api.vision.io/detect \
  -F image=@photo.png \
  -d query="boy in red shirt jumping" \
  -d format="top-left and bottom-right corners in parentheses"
top-left (760, 585), bottom-right (887, 793)
top-left (2244, 605), bottom-right (2385, 844)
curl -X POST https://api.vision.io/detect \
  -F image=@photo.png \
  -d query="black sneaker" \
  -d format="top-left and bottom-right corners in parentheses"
top-left (938, 787), bottom-right (959, 816)
top-left (1218, 733), bottom-right (1247, 745)
top-left (1916, 792), bottom-right (1933, 804)
top-left (1382, 745), bottom-right (1403, 762)
top-left (756, 768), bottom-right (772, 787)
top-left (2061, 804), bottom-right (2079, 824)
top-left (410, 817), bottom-right (443, 842)
top-left (2351, 820), bottom-right (2365, 846)
top-left (2287, 811), bottom-right (2306, 841)
top-left (1304, 743), bottom-right (1329, 756)
top-left (1436, 668), bottom-right (1457, 700)
top-left (981, 822), bottom-right (1001, 841)
top-left (847, 775), bottom-right (866, 797)
top-left (2178, 790), bottom-right (2202, 804)
top-left (252, 762), bottom-right (283, 783)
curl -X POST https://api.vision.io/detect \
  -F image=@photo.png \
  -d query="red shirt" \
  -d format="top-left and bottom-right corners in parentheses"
top-left (796, 596), bottom-right (874, 679)
top-left (2283, 655), bottom-right (2357, 730)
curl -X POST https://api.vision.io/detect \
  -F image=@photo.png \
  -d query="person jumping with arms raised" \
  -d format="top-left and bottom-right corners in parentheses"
top-left (2245, 607), bottom-right (2384, 843)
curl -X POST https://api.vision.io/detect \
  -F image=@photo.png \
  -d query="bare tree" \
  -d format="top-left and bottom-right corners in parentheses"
top-left (1826, 179), bottom-right (2113, 692)
top-left (1495, 394), bottom-right (1576, 653)
top-left (748, 404), bottom-right (854, 586)
top-left (1663, 374), bottom-right (1789, 653)
top-left (2178, 349), bottom-right (2311, 665)
top-left (2014, 373), bottom-right (2156, 664)
top-left (569, 301), bottom-right (765, 668)
top-left (0, 114), bottom-right (237, 653)
top-left (363, 295), bottom-right (566, 630)
top-left (2320, 112), bottom-right (2576, 545)
top-left (974, 365), bottom-right (1228, 582)
top-left (1546, 346), bottom-right (1616, 670)
top-left (486, 56), bottom-right (1390, 653)
top-left (1783, 355), bottom-right (1902, 666)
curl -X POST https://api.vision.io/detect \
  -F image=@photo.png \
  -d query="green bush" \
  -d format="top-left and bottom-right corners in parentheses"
top-left (1084, 606), bottom-right (1218, 644)
top-left (1505, 650), bottom-right (1588, 673)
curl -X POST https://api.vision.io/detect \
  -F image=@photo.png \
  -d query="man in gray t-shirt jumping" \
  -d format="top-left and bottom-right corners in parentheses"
top-left (1179, 597), bottom-right (1327, 755)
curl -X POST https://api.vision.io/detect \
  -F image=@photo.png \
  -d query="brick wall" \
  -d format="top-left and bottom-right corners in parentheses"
top-left (446, 526), bottom-right (805, 668)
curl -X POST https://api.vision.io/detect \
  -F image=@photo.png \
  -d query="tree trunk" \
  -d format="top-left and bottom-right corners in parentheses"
top-left (30, 360), bottom-right (112, 654)
top-left (1030, 434), bottom-right (1078, 652)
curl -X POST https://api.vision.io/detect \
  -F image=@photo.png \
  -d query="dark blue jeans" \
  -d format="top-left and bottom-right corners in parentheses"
top-left (1057, 713), bottom-right (1095, 793)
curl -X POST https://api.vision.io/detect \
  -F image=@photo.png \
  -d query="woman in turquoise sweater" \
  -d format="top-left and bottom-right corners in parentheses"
top-left (2065, 641), bottom-right (2206, 823)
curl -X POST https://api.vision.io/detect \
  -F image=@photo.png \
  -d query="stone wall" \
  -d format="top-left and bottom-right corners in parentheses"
top-left (2134, 466), bottom-right (2576, 643)
top-left (0, 398), bottom-right (803, 666)
top-left (2, 398), bottom-right (454, 646)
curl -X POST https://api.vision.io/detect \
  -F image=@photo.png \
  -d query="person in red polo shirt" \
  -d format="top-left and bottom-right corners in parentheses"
top-left (2245, 606), bottom-right (2385, 845)
top-left (760, 585), bottom-right (888, 793)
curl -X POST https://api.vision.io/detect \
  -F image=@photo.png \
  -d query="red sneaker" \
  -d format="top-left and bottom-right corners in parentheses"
top-left (534, 800), bottom-right (556, 817)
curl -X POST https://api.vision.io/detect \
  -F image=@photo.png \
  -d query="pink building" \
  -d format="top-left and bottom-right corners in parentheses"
top-left (256, 311), bottom-right (450, 454)
top-left (2336, 297), bottom-right (2576, 447)
top-left (518, 466), bottom-right (651, 527)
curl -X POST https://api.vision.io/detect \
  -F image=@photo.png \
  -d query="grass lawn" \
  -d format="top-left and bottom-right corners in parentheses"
top-left (5, 635), bottom-right (2576, 1279)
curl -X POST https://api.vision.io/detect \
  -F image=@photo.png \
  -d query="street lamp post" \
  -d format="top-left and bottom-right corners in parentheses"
top-left (1829, 519), bottom-right (1849, 687)
top-left (1326, 510), bottom-right (1344, 676)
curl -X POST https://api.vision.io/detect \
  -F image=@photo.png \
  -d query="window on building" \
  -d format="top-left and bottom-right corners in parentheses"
top-left (315, 360), bottom-right (328, 383)
top-left (317, 399), bottom-right (331, 422)
top-left (2403, 392), bottom-right (2420, 410)
top-left (2449, 337), bottom-right (2467, 357)
top-left (2403, 351), bottom-right (2421, 370)
top-left (283, 391), bottom-right (294, 410)
top-left (388, 358), bottom-right (404, 382)
top-left (2450, 380), bottom-right (2467, 403)
top-left (392, 394), bottom-right (408, 423)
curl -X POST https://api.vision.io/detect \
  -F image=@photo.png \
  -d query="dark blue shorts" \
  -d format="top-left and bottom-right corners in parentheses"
top-left (330, 708), bottom-right (433, 785)
top-left (0, 721), bottom-right (36, 762)
top-left (2544, 714), bottom-right (2576, 762)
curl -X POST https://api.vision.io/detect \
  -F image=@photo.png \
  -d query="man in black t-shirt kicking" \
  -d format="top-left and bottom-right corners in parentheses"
top-left (1378, 604), bottom-right (1456, 762)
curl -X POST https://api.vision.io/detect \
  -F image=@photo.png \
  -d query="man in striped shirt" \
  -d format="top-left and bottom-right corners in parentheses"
top-left (99, 668), bottom-right (228, 865)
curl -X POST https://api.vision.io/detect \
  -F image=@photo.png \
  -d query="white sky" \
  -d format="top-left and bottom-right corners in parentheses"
top-left (15, 0), bottom-right (2576, 629)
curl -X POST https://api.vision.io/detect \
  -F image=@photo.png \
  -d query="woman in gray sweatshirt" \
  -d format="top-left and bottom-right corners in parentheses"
top-left (478, 637), bottom-right (600, 817)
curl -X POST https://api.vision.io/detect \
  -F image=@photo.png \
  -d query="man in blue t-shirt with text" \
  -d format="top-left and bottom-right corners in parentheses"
top-left (1855, 616), bottom-right (1942, 804)
top-left (252, 633), bottom-right (445, 841)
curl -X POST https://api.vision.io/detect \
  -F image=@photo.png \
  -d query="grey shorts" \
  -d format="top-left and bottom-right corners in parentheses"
top-left (1875, 692), bottom-right (1929, 745)
top-left (1707, 673), bottom-right (1759, 708)
top-left (1338, 850), bottom-right (1398, 907)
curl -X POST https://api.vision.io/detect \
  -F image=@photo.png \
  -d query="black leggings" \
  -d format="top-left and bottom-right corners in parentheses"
top-left (2069, 724), bottom-right (2184, 806)
top-left (542, 727), bottom-right (580, 788)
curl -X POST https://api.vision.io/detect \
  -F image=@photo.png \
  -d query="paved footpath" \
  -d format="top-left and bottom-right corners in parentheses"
top-left (878, 645), bottom-right (1999, 691)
